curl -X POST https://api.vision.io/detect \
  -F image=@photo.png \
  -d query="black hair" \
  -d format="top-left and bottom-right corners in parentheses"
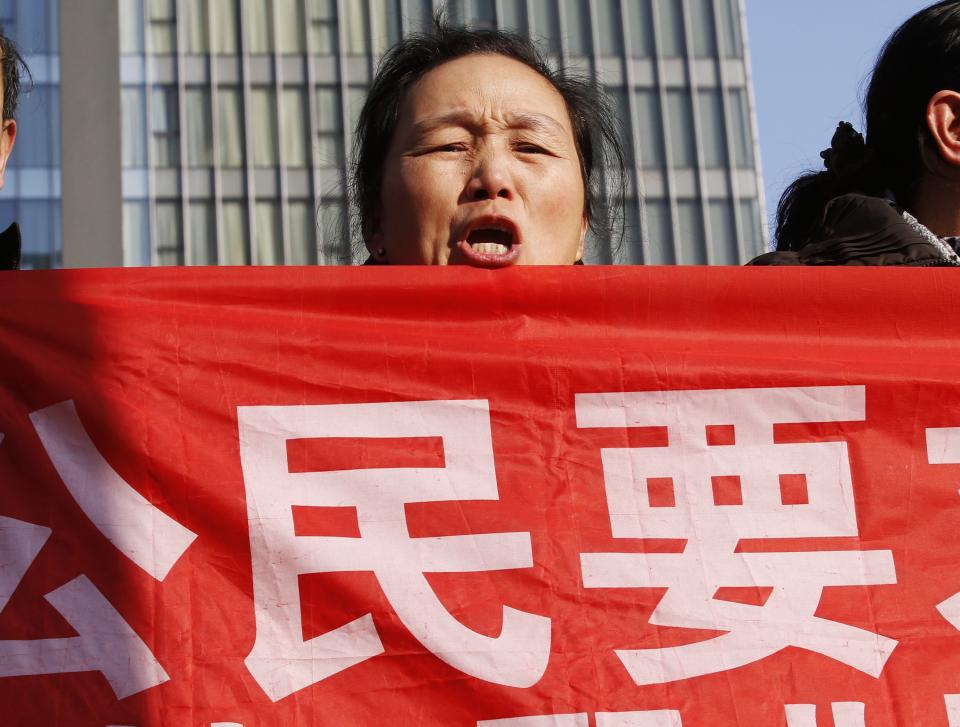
top-left (776, 1), bottom-right (960, 251)
top-left (351, 13), bottom-right (625, 256)
top-left (0, 26), bottom-right (29, 120)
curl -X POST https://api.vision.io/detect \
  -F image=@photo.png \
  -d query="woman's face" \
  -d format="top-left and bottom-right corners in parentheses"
top-left (369, 53), bottom-right (587, 266)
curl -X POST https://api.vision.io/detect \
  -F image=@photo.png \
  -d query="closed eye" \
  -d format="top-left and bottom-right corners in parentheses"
top-left (432, 143), bottom-right (468, 153)
top-left (514, 142), bottom-right (551, 155)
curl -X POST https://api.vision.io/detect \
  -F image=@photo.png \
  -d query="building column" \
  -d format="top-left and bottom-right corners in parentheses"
top-left (59, 0), bottom-right (123, 268)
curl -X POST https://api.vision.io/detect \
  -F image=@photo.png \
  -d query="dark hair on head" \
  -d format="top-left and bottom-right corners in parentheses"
top-left (0, 26), bottom-right (29, 120)
top-left (351, 12), bottom-right (625, 257)
top-left (776, 0), bottom-right (960, 251)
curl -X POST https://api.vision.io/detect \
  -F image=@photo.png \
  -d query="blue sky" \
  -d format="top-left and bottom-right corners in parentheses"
top-left (745, 0), bottom-right (928, 238)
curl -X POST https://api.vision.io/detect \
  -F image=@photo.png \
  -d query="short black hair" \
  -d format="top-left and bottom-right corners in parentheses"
top-left (0, 26), bottom-right (29, 120)
top-left (352, 14), bottom-right (625, 255)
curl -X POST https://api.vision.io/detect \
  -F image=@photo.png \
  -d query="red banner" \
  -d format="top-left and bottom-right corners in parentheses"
top-left (3, 266), bottom-right (960, 726)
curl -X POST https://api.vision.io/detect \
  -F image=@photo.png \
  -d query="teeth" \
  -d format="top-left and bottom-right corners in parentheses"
top-left (471, 242), bottom-right (510, 255)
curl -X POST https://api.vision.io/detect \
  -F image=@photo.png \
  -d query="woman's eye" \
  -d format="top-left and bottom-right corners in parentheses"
top-left (516, 143), bottom-right (548, 154)
top-left (433, 143), bottom-right (467, 153)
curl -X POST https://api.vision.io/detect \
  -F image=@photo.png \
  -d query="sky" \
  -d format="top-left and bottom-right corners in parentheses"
top-left (745, 0), bottom-right (930, 238)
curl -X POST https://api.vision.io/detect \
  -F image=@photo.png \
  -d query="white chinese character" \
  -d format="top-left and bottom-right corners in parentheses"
top-left (0, 516), bottom-right (169, 698)
top-left (785, 703), bottom-right (865, 727)
top-left (577, 386), bottom-right (897, 685)
top-left (239, 400), bottom-right (551, 702)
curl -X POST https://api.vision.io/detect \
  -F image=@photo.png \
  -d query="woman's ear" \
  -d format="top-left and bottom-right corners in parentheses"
top-left (927, 90), bottom-right (960, 167)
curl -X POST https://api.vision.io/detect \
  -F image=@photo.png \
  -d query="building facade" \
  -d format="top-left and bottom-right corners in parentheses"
top-left (6, 0), bottom-right (767, 268)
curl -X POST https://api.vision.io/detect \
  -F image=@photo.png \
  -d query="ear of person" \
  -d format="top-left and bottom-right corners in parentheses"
top-left (927, 90), bottom-right (960, 168)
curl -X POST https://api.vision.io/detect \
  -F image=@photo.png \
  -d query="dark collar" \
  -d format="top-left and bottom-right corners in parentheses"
top-left (0, 222), bottom-right (20, 270)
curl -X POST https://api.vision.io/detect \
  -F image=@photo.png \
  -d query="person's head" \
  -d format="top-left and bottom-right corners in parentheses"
top-left (0, 26), bottom-right (24, 190)
top-left (776, 1), bottom-right (960, 250)
top-left (353, 17), bottom-right (624, 266)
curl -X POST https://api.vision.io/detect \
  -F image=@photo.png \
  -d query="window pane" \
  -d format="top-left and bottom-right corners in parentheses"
top-left (627, 0), bottom-right (654, 58)
top-left (185, 87), bottom-right (213, 167)
top-left (740, 198), bottom-right (764, 256)
top-left (221, 201), bottom-right (250, 264)
top-left (119, 0), bottom-right (145, 54)
top-left (635, 89), bottom-right (664, 169)
top-left (189, 201), bottom-right (216, 265)
top-left (709, 200), bottom-right (737, 264)
top-left (276, 0), bottom-right (305, 53)
top-left (245, 0), bottom-right (274, 53)
top-left (499, 0), bottom-right (527, 33)
top-left (531, 0), bottom-right (561, 54)
top-left (316, 86), bottom-right (343, 169)
top-left (211, 0), bottom-right (239, 54)
top-left (606, 87), bottom-right (633, 167)
top-left (595, 0), bottom-right (623, 56)
top-left (728, 87), bottom-right (754, 168)
top-left (184, 1), bottom-right (209, 53)
top-left (563, 0), bottom-right (592, 56)
top-left (149, 0), bottom-right (177, 54)
top-left (217, 86), bottom-right (245, 167)
top-left (310, 0), bottom-right (338, 53)
top-left (320, 200), bottom-right (346, 262)
top-left (151, 86), bottom-right (180, 167)
top-left (255, 201), bottom-right (283, 264)
top-left (666, 89), bottom-right (694, 168)
top-left (20, 201), bottom-right (53, 257)
top-left (690, 0), bottom-right (717, 58)
top-left (654, 0), bottom-right (685, 57)
top-left (122, 87), bottom-right (148, 167)
top-left (282, 87), bottom-right (309, 168)
top-left (344, 0), bottom-right (369, 55)
top-left (697, 89), bottom-right (728, 168)
top-left (250, 87), bottom-right (279, 167)
top-left (155, 201), bottom-right (184, 265)
top-left (123, 200), bottom-right (150, 265)
top-left (718, 0), bottom-right (743, 58)
top-left (373, 0), bottom-right (402, 53)
top-left (645, 199), bottom-right (673, 265)
top-left (17, 85), bottom-right (57, 167)
top-left (286, 201), bottom-right (316, 265)
top-left (677, 200), bottom-right (706, 265)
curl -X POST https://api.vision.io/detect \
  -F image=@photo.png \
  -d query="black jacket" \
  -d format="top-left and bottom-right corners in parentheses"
top-left (748, 194), bottom-right (960, 267)
top-left (0, 223), bottom-right (20, 270)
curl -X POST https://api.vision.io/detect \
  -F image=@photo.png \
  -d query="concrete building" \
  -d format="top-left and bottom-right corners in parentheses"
top-left (5, 0), bottom-right (767, 268)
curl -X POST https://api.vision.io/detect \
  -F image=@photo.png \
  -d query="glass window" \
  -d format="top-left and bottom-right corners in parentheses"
top-left (20, 200), bottom-right (53, 256)
top-left (344, 0), bottom-right (369, 54)
top-left (17, 0), bottom-right (56, 54)
top-left (310, 0), bottom-right (338, 54)
top-left (404, 0), bottom-right (434, 33)
top-left (282, 87), bottom-right (309, 168)
top-left (16, 84), bottom-right (58, 167)
top-left (119, 0), bottom-right (145, 54)
top-left (316, 86), bottom-right (343, 169)
top-left (151, 85), bottom-right (180, 167)
top-left (122, 87), bottom-right (148, 167)
top-left (255, 201), bottom-right (283, 264)
top-left (717, 0), bottom-right (743, 58)
top-left (499, 0), bottom-right (527, 33)
top-left (211, 0), bottom-right (240, 54)
top-left (739, 198), bottom-right (764, 257)
top-left (531, 0), bottom-right (561, 55)
top-left (644, 199), bottom-right (673, 265)
top-left (677, 200), bottom-right (706, 265)
top-left (666, 89), bottom-right (695, 168)
top-left (155, 201), bottom-right (184, 265)
top-left (697, 89), bottom-right (728, 168)
top-left (184, 1), bottom-right (209, 53)
top-left (709, 200), bottom-right (738, 264)
top-left (149, 0), bottom-right (177, 54)
top-left (596, 0), bottom-right (623, 56)
top-left (185, 87), bottom-right (213, 167)
top-left (627, 0), bottom-right (654, 58)
top-left (189, 201), bottom-right (216, 265)
top-left (347, 85), bottom-right (367, 142)
top-left (123, 200), bottom-right (150, 266)
top-left (606, 87), bottom-right (633, 167)
top-left (563, 0), bottom-right (592, 56)
top-left (691, 0), bottom-right (717, 58)
top-left (635, 89), bottom-right (665, 169)
top-left (217, 86), bottom-right (245, 167)
top-left (728, 87), bottom-right (754, 168)
top-left (287, 201), bottom-right (317, 265)
top-left (654, 0), bottom-right (685, 57)
top-left (276, 0), bottom-right (305, 53)
top-left (221, 201), bottom-right (250, 264)
top-left (470, 0), bottom-right (497, 29)
top-left (250, 87), bottom-right (279, 167)
top-left (373, 0), bottom-right (402, 53)
top-left (245, 0), bottom-right (274, 54)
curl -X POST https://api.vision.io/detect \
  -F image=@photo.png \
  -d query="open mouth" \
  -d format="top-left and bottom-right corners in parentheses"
top-left (456, 218), bottom-right (522, 268)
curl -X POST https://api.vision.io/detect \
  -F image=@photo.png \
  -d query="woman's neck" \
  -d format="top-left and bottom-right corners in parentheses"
top-left (911, 176), bottom-right (960, 237)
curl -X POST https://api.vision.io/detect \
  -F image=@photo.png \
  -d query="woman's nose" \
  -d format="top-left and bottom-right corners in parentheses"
top-left (466, 149), bottom-right (515, 201)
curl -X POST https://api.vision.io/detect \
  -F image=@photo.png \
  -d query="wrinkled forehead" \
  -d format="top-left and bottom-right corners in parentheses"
top-left (398, 53), bottom-right (575, 134)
